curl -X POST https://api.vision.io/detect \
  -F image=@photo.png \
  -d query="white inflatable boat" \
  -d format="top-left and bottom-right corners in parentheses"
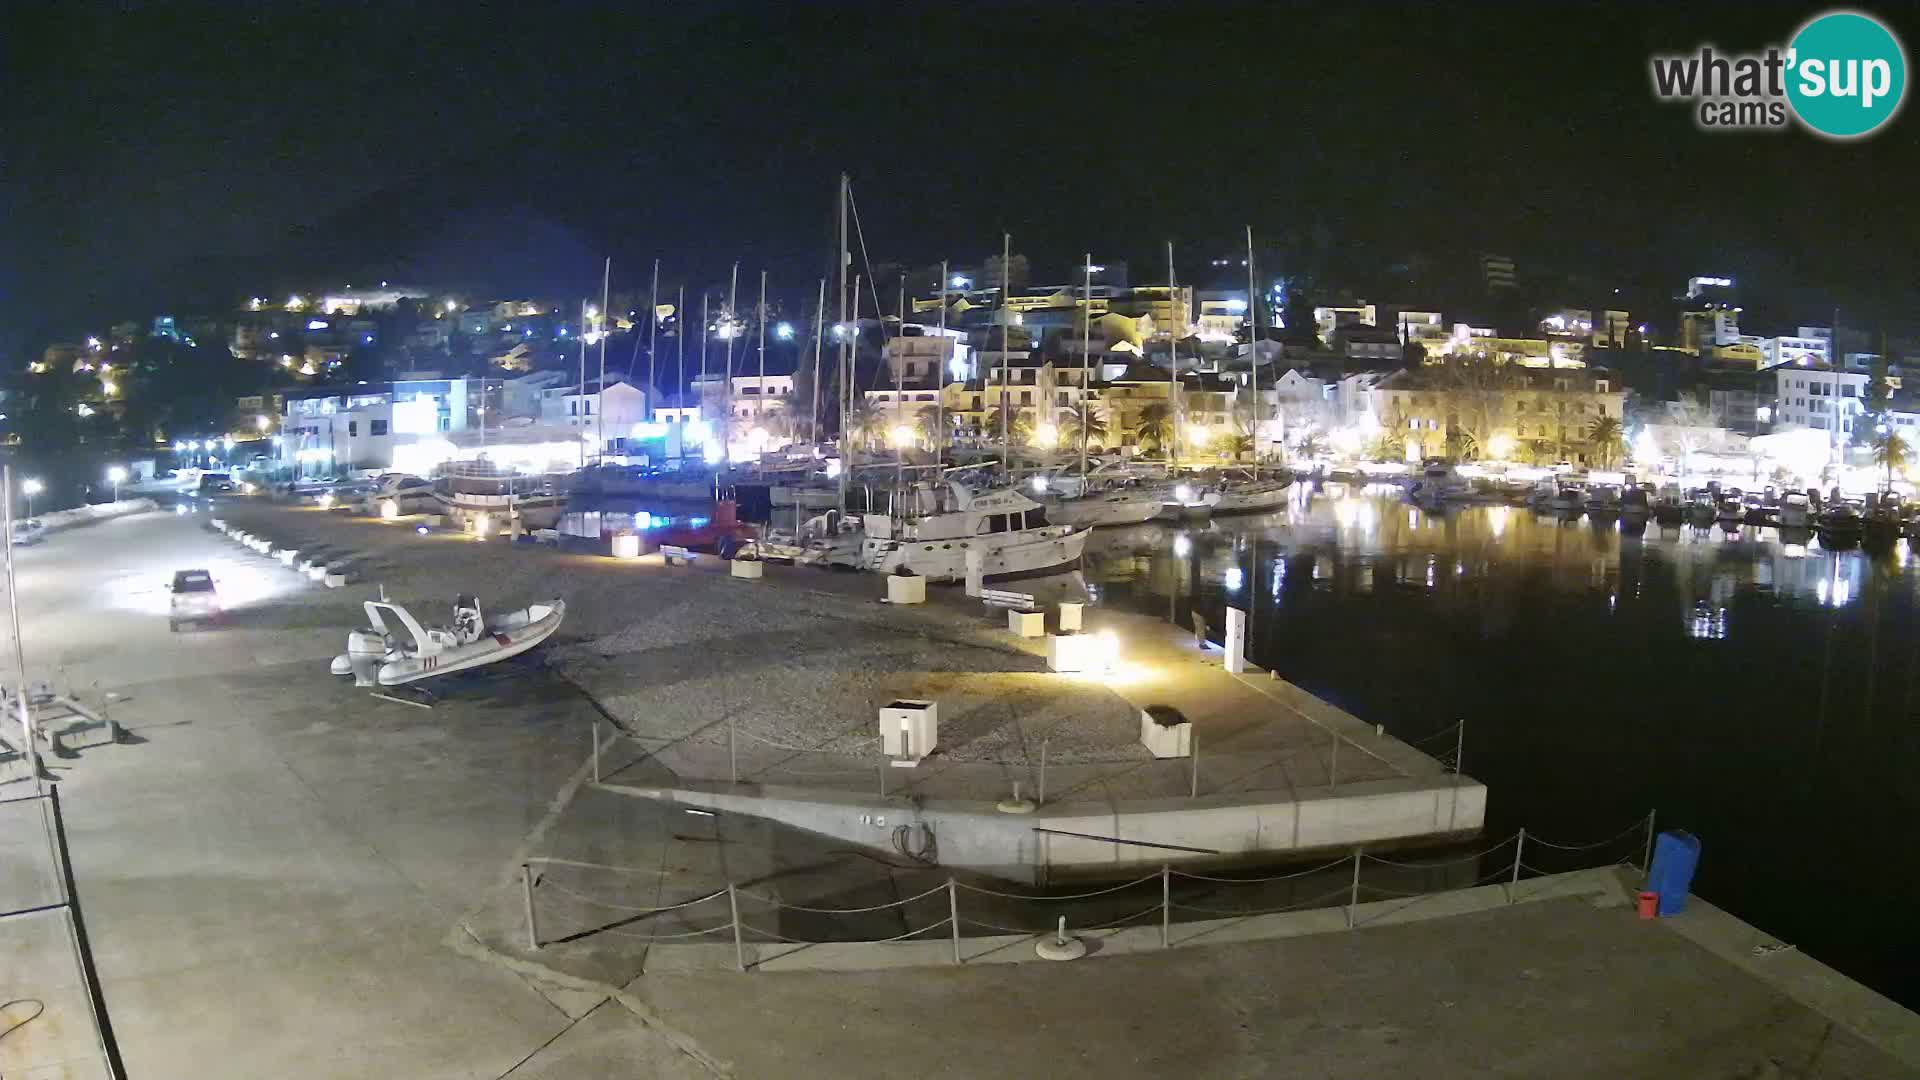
top-left (329, 595), bottom-right (565, 686)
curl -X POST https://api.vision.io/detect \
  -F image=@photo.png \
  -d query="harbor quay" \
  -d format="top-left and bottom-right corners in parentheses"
top-left (4, 503), bottom-right (1915, 1078)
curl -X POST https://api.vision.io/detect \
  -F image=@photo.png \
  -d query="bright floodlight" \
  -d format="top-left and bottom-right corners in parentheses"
top-left (1225, 299), bottom-right (1247, 313)
top-left (106, 465), bottom-right (128, 483)
top-left (256, 415), bottom-right (271, 432)
top-left (950, 275), bottom-right (970, 288)
top-left (775, 322), bottom-right (795, 340)
top-left (1172, 533), bottom-right (1192, 558)
top-left (1031, 476), bottom-right (1048, 494)
top-left (1032, 423), bottom-right (1059, 449)
top-left (889, 424), bottom-right (915, 448)
top-left (445, 299), bottom-right (459, 312)
top-left (222, 436), bottom-right (236, 451)
top-left (22, 479), bottom-right (42, 496)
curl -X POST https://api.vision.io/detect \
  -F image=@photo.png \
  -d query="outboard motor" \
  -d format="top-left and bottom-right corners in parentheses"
top-left (335, 628), bottom-right (390, 687)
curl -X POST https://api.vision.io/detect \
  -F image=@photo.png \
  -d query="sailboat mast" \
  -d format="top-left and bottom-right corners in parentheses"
top-left (1081, 251), bottom-right (1092, 480)
top-left (837, 173), bottom-right (850, 514)
top-left (1000, 230), bottom-right (1011, 482)
top-left (675, 284), bottom-right (685, 440)
top-left (758, 268), bottom-right (768, 459)
top-left (1167, 241), bottom-right (1179, 472)
top-left (936, 259), bottom-right (947, 470)
top-left (723, 261), bottom-right (739, 467)
top-left (849, 272), bottom-right (861, 500)
top-left (699, 291), bottom-right (709, 458)
top-left (578, 297), bottom-right (588, 468)
top-left (599, 257), bottom-right (611, 461)
top-left (895, 282), bottom-right (906, 501)
top-left (811, 278), bottom-right (826, 449)
top-left (647, 258), bottom-right (660, 412)
top-left (1246, 225), bottom-right (1260, 482)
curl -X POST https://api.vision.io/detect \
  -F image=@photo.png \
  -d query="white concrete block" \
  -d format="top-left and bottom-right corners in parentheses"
top-left (1140, 706), bottom-right (1192, 759)
top-left (323, 573), bottom-right (347, 588)
top-left (885, 573), bottom-right (925, 604)
top-left (307, 566), bottom-right (328, 582)
top-left (1046, 633), bottom-right (1098, 673)
top-left (1224, 606), bottom-right (1247, 675)
top-left (1007, 610), bottom-right (1044, 638)
top-left (730, 558), bottom-right (764, 579)
top-left (610, 533), bottom-right (641, 559)
top-left (1058, 601), bottom-right (1083, 632)
top-left (879, 699), bottom-right (937, 762)
top-left (276, 549), bottom-right (298, 566)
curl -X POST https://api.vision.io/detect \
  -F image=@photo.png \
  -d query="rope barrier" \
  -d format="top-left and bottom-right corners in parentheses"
top-left (536, 877), bottom-right (728, 915)
top-left (539, 909), bottom-right (736, 942)
top-left (1170, 853), bottom-right (1355, 884)
top-left (1084, 903), bottom-right (1173, 932)
top-left (953, 873), bottom-right (1159, 902)
top-left (526, 856), bottom-right (673, 876)
top-left (1350, 868), bottom-right (1515, 929)
top-left (956, 916), bottom-right (1053, 936)
top-left (735, 882), bottom-right (949, 914)
top-left (1361, 835), bottom-right (1517, 868)
top-left (1166, 885), bottom-right (1356, 919)
top-left (1524, 818), bottom-right (1650, 852)
top-left (739, 919), bottom-right (954, 946)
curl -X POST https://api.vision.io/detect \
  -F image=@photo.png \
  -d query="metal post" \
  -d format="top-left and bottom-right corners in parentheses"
top-left (728, 883), bottom-right (746, 972)
top-left (47, 785), bottom-right (127, 1079)
top-left (947, 877), bottom-right (961, 965)
top-left (591, 718), bottom-right (600, 784)
top-left (1509, 827), bottom-right (1526, 900)
top-left (1189, 731), bottom-right (1200, 798)
top-left (729, 717), bottom-right (738, 785)
top-left (1346, 848), bottom-right (1361, 929)
top-left (1329, 731), bottom-right (1339, 790)
top-left (1160, 864), bottom-right (1171, 948)
top-left (522, 863), bottom-right (539, 950)
top-left (1038, 738), bottom-right (1048, 807)
top-left (1454, 718), bottom-right (1465, 775)
top-left (1642, 809), bottom-right (1657, 874)
top-left (878, 760), bottom-right (886, 799)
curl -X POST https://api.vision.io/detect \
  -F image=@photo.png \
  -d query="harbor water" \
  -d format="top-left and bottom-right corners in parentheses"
top-left (1080, 484), bottom-right (1920, 1007)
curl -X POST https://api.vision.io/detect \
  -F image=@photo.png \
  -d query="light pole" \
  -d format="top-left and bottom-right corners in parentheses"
top-left (106, 465), bottom-right (127, 504)
top-left (21, 478), bottom-right (41, 518)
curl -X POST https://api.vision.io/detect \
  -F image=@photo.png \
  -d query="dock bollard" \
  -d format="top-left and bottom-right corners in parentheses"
top-left (1035, 915), bottom-right (1086, 961)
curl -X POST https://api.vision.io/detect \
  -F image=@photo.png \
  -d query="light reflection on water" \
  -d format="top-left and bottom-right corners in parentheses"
top-left (1078, 490), bottom-right (1920, 1007)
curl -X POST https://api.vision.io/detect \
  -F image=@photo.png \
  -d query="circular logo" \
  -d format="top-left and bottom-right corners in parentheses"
top-left (1786, 10), bottom-right (1907, 138)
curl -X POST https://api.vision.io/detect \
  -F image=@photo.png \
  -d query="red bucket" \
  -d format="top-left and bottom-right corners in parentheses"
top-left (1637, 890), bottom-right (1658, 920)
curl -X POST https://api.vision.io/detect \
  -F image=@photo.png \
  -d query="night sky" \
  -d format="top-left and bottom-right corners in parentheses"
top-left (5, 1), bottom-right (1918, 349)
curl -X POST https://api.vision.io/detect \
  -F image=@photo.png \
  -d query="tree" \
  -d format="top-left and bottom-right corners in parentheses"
top-left (1445, 427), bottom-right (1480, 461)
top-left (1585, 415), bottom-right (1624, 467)
top-left (1294, 431), bottom-right (1330, 461)
top-left (1871, 429), bottom-right (1911, 492)
top-left (1549, 400), bottom-right (1579, 462)
top-left (1132, 402), bottom-right (1174, 456)
top-left (843, 399), bottom-right (886, 449)
top-left (984, 404), bottom-right (1030, 444)
top-left (1059, 404), bottom-right (1109, 450)
top-left (1860, 336), bottom-right (1895, 446)
top-left (913, 403), bottom-right (945, 448)
top-left (1212, 424), bottom-right (1254, 461)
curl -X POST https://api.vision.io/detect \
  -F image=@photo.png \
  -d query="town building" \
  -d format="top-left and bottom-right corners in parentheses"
top-left (1771, 362), bottom-right (1865, 441)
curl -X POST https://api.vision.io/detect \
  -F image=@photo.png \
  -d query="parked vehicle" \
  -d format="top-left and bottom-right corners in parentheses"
top-left (9, 518), bottom-right (46, 546)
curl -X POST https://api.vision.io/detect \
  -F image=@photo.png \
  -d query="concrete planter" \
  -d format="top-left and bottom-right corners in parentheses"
top-left (1007, 610), bottom-right (1045, 638)
top-left (730, 558), bottom-right (765, 580)
top-left (885, 573), bottom-right (926, 604)
top-left (307, 566), bottom-right (328, 582)
top-left (610, 533), bottom-right (641, 559)
top-left (323, 573), bottom-right (347, 588)
top-left (1058, 601), bottom-right (1084, 632)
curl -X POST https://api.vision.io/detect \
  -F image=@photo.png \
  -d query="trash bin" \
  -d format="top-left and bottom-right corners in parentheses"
top-left (1636, 890), bottom-right (1658, 920)
top-left (1646, 831), bottom-right (1700, 917)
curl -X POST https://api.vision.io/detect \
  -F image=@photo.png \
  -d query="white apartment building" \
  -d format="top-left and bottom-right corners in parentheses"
top-left (1314, 303), bottom-right (1376, 344)
top-left (1761, 330), bottom-right (1832, 367)
top-left (1773, 363), bottom-right (1865, 440)
top-left (278, 378), bottom-right (475, 474)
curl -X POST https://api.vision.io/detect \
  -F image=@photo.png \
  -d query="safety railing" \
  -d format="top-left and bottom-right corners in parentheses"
top-left (516, 810), bottom-right (1658, 971)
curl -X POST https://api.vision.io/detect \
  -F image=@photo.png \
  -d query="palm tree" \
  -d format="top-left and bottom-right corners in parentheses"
top-left (1446, 427), bottom-right (1479, 461)
top-left (984, 404), bottom-right (1031, 445)
top-left (1212, 424), bottom-right (1255, 461)
top-left (1132, 402), bottom-right (1174, 456)
top-left (1872, 429), bottom-right (1912, 492)
top-left (913, 404), bottom-right (945, 449)
top-left (1584, 415), bottom-right (1624, 467)
top-left (1060, 404), bottom-right (1109, 450)
top-left (1294, 431), bottom-right (1330, 462)
top-left (844, 399), bottom-right (886, 449)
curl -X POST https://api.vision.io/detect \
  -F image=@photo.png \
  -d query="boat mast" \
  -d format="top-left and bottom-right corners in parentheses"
top-left (849, 272), bottom-right (861, 504)
top-left (699, 291), bottom-right (709, 459)
top-left (837, 173), bottom-right (851, 514)
top-left (723, 260), bottom-right (739, 468)
top-left (647, 258), bottom-right (660, 414)
top-left (598, 256), bottom-right (610, 463)
top-left (1081, 251), bottom-right (1092, 481)
top-left (810, 277), bottom-right (826, 451)
top-left (757, 268), bottom-right (768, 464)
top-left (1000, 230), bottom-right (1011, 483)
top-left (675, 284), bottom-right (685, 453)
top-left (1247, 225), bottom-right (1260, 483)
top-left (577, 297), bottom-right (588, 469)
top-left (936, 259), bottom-right (947, 471)
top-left (895, 282), bottom-right (907, 506)
top-left (1167, 241), bottom-right (1179, 473)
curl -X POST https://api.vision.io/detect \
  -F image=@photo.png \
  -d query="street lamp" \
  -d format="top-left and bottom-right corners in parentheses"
top-left (22, 478), bottom-right (42, 518)
top-left (256, 414), bottom-right (271, 433)
top-left (106, 465), bottom-right (128, 503)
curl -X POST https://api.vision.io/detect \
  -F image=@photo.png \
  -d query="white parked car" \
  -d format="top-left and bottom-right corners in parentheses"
top-left (9, 519), bottom-right (46, 546)
top-left (168, 569), bottom-right (222, 631)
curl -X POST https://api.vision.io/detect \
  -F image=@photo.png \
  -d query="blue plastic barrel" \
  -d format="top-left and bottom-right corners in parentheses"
top-left (1647, 831), bottom-right (1701, 917)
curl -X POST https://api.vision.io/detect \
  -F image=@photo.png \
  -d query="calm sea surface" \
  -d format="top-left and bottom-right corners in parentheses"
top-left (1080, 484), bottom-right (1920, 1006)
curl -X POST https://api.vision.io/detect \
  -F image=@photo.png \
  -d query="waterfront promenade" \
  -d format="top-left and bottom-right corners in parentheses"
top-left (3, 503), bottom-right (1913, 1077)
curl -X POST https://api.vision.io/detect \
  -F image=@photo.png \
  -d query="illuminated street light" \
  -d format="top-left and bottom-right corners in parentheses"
top-left (22, 478), bottom-right (42, 517)
top-left (775, 322), bottom-right (795, 341)
top-left (222, 436), bottom-right (236, 451)
top-left (256, 415), bottom-right (271, 432)
top-left (100, 379), bottom-right (118, 395)
top-left (950, 275), bottom-right (971, 288)
top-left (1225, 299), bottom-right (1247, 313)
top-left (445, 299), bottom-right (460, 313)
top-left (106, 465), bottom-right (128, 502)
top-left (1032, 422), bottom-right (1059, 449)
top-left (889, 424), bottom-right (916, 449)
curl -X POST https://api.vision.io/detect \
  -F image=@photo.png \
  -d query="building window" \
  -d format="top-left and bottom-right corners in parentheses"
top-left (569, 401), bottom-right (578, 416)
top-left (371, 418), bottom-right (388, 436)
top-left (438, 416), bottom-right (451, 432)
top-left (584, 400), bottom-right (593, 415)
top-left (347, 420), bottom-right (358, 437)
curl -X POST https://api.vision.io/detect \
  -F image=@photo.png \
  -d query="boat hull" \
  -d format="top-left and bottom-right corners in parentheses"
top-left (1210, 482), bottom-right (1294, 516)
top-left (862, 527), bottom-right (1088, 582)
top-left (1045, 496), bottom-right (1163, 528)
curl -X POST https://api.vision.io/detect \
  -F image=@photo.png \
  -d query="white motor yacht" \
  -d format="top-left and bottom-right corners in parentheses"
top-left (1209, 477), bottom-right (1294, 515)
top-left (835, 480), bottom-right (1088, 581)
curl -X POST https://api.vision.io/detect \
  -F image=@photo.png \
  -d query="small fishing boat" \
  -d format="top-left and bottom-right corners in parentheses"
top-left (1154, 481), bottom-right (1220, 521)
top-left (1548, 484), bottom-right (1584, 514)
top-left (1619, 485), bottom-right (1650, 521)
top-left (1584, 485), bottom-right (1622, 516)
top-left (1715, 496), bottom-right (1743, 525)
top-left (1685, 491), bottom-right (1717, 526)
top-left (330, 595), bottom-right (565, 686)
top-left (1778, 491), bottom-right (1813, 529)
top-left (1210, 476), bottom-right (1294, 515)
